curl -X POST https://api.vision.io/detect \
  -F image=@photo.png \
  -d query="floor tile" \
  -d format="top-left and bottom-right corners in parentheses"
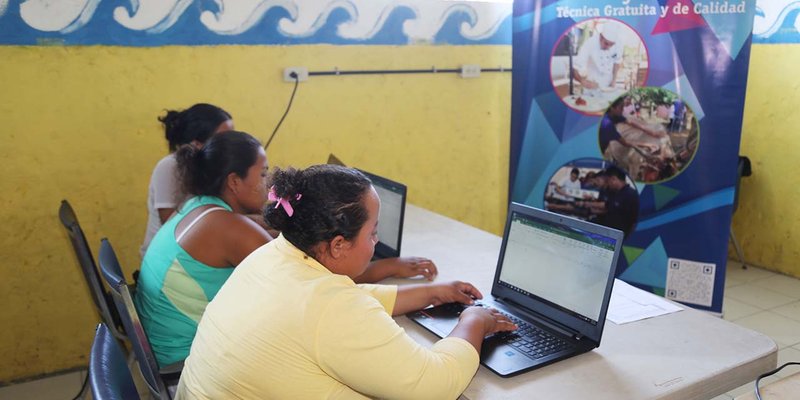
top-left (723, 297), bottom-right (761, 321)
top-left (725, 275), bottom-right (746, 289)
top-left (709, 394), bottom-right (733, 400)
top-left (724, 285), bottom-right (795, 310)
top-left (752, 274), bottom-right (800, 300)
top-left (725, 264), bottom-right (777, 284)
top-left (772, 301), bottom-right (800, 323)
top-left (0, 371), bottom-right (85, 400)
top-left (726, 375), bottom-right (781, 398)
top-left (775, 347), bottom-right (800, 378)
top-left (725, 260), bottom-right (747, 288)
top-left (734, 311), bottom-right (800, 348)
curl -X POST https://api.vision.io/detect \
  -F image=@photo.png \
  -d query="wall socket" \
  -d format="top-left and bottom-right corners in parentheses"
top-left (283, 67), bottom-right (308, 82)
top-left (460, 64), bottom-right (481, 78)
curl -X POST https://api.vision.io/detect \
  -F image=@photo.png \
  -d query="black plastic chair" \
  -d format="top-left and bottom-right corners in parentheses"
top-left (59, 200), bottom-right (126, 340)
top-left (730, 156), bottom-right (752, 268)
top-left (90, 323), bottom-right (141, 400)
top-left (98, 238), bottom-right (181, 400)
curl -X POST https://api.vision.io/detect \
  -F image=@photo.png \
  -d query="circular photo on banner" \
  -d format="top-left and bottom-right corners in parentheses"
top-left (544, 158), bottom-right (639, 238)
top-left (598, 87), bottom-right (700, 183)
top-left (550, 18), bottom-right (649, 116)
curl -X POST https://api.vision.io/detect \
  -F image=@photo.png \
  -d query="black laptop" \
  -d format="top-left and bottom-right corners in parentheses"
top-left (408, 202), bottom-right (623, 377)
top-left (326, 154), bottom-right (407, 260)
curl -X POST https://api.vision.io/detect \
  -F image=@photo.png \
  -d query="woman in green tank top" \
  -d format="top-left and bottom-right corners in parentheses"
top-left (135, 131), bottom-right (272, 366)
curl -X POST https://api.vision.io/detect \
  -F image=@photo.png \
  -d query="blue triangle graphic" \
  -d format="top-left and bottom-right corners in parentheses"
top-left (512, 101), bottom-right (561, 204)
top-left (635, 181), bottom-right (645, 195)
top-left (523, 125), bottom-right (600, 205)
top-left (536, 91), bottom-right (569, 140)
top-left (662, 73), bottom-right (705, 120)
top-left (701, 2), bottom-right (756, 60)
top-left (619, 236), bottom-right (668, 289)
top-left (562, 112), bottom-right (600, 144)
top-left (653, 185), bottom-right (681, 210)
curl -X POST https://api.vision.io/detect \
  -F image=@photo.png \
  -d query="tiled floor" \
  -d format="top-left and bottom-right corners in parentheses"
top-left (1, 260), bottom-right (799, 400)
top-left (711, 260), bottom-right (800, 399)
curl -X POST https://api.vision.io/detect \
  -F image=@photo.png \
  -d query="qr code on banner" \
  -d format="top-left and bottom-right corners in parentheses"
top-left (665, 258), bottom-right (715, 307)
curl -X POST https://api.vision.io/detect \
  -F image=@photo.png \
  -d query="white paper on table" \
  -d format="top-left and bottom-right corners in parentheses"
top-left (607, 279), bottom-right (683, 324)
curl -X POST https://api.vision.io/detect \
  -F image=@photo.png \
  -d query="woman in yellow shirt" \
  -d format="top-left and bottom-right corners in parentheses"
top-left (177, 164), bottom-right (516, 399)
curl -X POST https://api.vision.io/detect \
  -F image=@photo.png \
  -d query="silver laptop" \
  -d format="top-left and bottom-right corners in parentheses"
top-left (408, 202), bottom-right (623, 377)
top-left (327, 154), bottom-right (407, 260)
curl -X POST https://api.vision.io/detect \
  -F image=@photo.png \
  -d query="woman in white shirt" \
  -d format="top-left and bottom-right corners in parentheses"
top-left (141, 103), bottom-right (233, 257)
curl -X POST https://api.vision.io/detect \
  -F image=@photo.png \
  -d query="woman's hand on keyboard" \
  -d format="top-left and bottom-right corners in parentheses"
top-left (429, 281), bottom-right (483, 306)
top-left (460, 307), bottom-right (518, 336)
top-left (450, 307), bottom-right (518, 351)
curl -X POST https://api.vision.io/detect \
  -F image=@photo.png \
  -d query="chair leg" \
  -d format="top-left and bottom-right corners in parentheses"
top-left (730, 226), bottom-right (747, 269)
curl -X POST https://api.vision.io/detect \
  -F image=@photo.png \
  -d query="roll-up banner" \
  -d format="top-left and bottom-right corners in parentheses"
top-left (510, 0), bottom-right (756, 313)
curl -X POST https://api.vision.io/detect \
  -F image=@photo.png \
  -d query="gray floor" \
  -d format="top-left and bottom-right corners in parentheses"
top-left (1, 260), bottom-right (799, 400)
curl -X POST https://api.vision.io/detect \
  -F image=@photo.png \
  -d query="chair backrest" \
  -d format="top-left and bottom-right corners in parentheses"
top-left (98, 238), bottom-right (169, 400)
top-left (59, 200), bottom-right (126, 340)
top-left (90, 323), bottom-right (141, 400)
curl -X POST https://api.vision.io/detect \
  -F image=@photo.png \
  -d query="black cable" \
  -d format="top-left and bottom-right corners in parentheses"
top-left (307, 67), bottom-right (512, 77)
top-left (755, 361), bottom-right (799, 400)
top-left (71, 370), bottom-right (89, 400)
top-left (265, 72), bottom-right (299, 150)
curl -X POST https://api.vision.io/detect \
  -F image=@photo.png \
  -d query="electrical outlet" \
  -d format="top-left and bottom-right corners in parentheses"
top-left (460, 64), bottom-right (481, 78)
top-left (283, 67), bottom-right (308, 82)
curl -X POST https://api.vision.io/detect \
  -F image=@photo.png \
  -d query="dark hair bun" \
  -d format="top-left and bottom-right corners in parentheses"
top-left (159, 103), bottom-right (232, 152)
top-left (175, 131), bottom-right (262, 198)
top-left (265, 165), bottom-right (372, 257)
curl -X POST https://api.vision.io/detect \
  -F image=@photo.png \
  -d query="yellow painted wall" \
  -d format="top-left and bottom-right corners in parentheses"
top-left (734, 44), bottom-right (800, 278)
top-left (0, 44), bottom-right (511, 382)
top-left (7, 39), bottom-right (795, 384)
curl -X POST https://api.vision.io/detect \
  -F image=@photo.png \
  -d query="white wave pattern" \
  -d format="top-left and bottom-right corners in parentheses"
top-left (271, 0), bottom-right (512, 42)
top-left (753, 0), bottom-right (800, 38)
top-left (114, 0), bottom-right (194, 33)
top-left (404, 1), bottom-right (512, 42)
top-left (0, 0), bottom-right (8, 18)
top-left (201, 0), bottom-right (297, 36)
top-left (278, 0), bottom-right (360, 38)
top-left (16, 0), bottom-right (512, 42)
top-left (20, 0), bottom-right (101, 33)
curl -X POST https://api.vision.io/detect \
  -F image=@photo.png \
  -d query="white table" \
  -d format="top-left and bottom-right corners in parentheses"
top-left (388, 205), bottom-right (778, 400)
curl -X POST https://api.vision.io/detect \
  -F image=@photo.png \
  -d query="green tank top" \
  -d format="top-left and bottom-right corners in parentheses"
top-left (134, 196), bottom-right (235, 367)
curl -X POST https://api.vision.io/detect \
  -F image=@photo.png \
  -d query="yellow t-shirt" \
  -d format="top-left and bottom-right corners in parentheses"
top-left (176, 234), bottom-right (479, 400)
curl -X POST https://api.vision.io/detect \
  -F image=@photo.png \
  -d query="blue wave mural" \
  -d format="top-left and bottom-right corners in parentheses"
top-left (0, 0), bottom-right (512, 46)
top-left (754, 0), bottom-right (800, 43)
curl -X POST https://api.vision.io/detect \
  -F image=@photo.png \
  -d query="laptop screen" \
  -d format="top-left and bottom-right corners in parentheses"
top-left (497, 209), bottom-right (618, 325)
top-left (353, 169), bottom-right (407, 259)
top-left (325, 156), bottom-right (406, 258)
top-left (373, 182), bottom-right (404, 254)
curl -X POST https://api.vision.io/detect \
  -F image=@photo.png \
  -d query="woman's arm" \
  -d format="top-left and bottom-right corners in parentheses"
top-left (353, 257), bottom-right (438, 283)
top-left (392, 281), bottom-right (480, 316)
top-left (450, 307), bottom-right (517, 352)
top-left (394, 282), bottom-right (517, 351)
top-left (316, 288), bottom-right (514, 400)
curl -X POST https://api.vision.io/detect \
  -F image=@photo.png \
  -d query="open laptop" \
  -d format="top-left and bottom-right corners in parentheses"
top-left (326, 154), bottom-right (407, 260)
top-left (408, 202), bottom-right (623, 377)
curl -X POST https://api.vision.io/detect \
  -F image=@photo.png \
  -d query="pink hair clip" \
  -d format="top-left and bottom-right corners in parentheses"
top-left (268, 186), bottom-right (302, 217)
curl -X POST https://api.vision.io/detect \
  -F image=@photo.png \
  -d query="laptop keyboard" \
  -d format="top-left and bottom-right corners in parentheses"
top-left (440, 302), bottom-right (572, 360)
top-left (494, 312), bottom-right (572, 359)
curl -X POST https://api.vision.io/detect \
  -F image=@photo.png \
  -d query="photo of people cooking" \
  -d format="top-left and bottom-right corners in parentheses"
top-left (544, 160), bottom-right (639, 238)
top-left (599, 87), bottom-right (699, 183)
top-left (550, 18), bottom-right (648, 115)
